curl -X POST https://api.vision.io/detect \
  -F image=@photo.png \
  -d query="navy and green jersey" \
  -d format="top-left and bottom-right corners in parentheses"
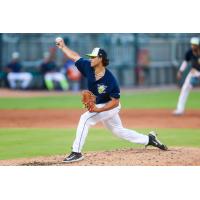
top-left (75, 58), bottom-right (120, 104)
top-left (40, 61), bottom-right (57, 74)
top-left (185, 49), bottom-right (200, 71)
top-left (7, 62), bottom-right (22, 73)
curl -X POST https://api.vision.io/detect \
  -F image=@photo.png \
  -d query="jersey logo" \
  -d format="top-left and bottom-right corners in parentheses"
top-left (97, 84), bottom-right (107, 94)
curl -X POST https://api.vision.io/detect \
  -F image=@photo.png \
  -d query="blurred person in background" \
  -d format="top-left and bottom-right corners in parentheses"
top-left (173, 37), bottom-right (200, 115)
top-left (5, 52), bottom-right (33, 89)
top-left (40, 51), bottom-right (69, 91)
top-left (135, 49), bottom-right (150, 86)
top-left (63, 58), bottom-right (81, 92)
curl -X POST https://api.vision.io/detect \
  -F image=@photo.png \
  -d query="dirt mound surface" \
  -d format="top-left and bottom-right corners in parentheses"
top-left (0, 147), bottom-right (200, 166)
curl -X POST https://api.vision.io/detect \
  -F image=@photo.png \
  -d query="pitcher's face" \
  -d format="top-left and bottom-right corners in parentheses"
top-left (90, 56), bottom-right (102, 67)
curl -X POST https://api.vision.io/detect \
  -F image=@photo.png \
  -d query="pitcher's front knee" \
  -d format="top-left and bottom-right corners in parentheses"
top-left (80, 113), bottom-right (89, 121)
top-left (79, 113), bottom-right (95, 127)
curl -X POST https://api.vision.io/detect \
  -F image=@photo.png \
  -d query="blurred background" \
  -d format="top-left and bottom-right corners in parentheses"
top-left (0, 33), bottom-right (199, 91)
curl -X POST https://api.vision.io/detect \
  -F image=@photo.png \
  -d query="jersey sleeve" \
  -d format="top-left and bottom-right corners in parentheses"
top-left (75, 58), bottom-right (91, 77)
top-left (185, 49), bottom-right (192, 62)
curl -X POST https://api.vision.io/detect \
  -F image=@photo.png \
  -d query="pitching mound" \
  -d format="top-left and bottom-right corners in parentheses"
top-left (1, 147), bottom-right (200, 166)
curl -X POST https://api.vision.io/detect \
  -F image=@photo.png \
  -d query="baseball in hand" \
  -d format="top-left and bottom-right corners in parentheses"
top-left (55, 37), bottom-right (64, 48)
top-left (55, 37), bottom-right (63, 43)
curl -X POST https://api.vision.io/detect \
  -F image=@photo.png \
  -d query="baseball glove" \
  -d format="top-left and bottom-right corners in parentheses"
top-left (81, 90), bottom-right (96, 111)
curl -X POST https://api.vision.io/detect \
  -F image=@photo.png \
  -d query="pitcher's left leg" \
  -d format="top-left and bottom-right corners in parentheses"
top-left (72, 105), bottom-right (120, 153)
top-left (72, 111), bottom-right (99, 153)
top-left (65, 111), bottom-right (112, 163)
top-left (64, 105), bottom-right (121, 163)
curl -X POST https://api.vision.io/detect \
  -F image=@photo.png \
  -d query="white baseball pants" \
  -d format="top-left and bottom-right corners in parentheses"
top-left (72, 103), bottom-right (149, 153)
top-left (7, 72), bottom-right (32, 89)
top-left (176, 69), bottom-right (200, 113)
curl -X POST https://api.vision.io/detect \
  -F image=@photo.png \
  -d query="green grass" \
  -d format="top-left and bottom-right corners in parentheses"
top-left (121, 90), bottom-right (200, 109)
top-left (0, 95), bottom-right (81, 109)
top-left (0, 128), bottom-right (200, 160)
top-left (0, 90), bottom-right (200, 109)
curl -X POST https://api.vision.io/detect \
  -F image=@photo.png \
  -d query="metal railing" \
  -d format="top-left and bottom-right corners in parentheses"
top-left (1, 33), bottom-right (196, 67)
top-left (0, 33), bottom-right (199, 87)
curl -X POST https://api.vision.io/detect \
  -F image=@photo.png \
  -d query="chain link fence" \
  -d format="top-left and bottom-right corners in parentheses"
top-left (0, 33), bottom-right (199, 88)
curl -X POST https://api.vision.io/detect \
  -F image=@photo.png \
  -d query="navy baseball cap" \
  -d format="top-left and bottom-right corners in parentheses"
top-left (86, 47), bottom-right (108, 58)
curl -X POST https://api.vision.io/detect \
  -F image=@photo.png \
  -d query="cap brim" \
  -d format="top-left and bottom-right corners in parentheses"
top-left (85, 54), bottom-right (97, 57)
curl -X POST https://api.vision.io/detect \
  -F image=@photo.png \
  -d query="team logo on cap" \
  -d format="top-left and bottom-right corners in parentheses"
top-left (92, 48), bottom-right (100, 56)
top-left (97, 84), bottom-right (107, 94)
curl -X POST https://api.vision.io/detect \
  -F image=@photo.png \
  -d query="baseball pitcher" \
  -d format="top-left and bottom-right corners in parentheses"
top-left (55, 37), bottom-right (168, 163)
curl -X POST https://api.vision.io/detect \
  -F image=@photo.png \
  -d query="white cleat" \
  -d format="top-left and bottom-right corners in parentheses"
top-left (172, 109), bottom-right (184, 116)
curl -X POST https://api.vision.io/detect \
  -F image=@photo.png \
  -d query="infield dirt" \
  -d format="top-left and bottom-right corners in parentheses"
top-left (0, 109), bottom-right (200, 128)
top-left (0, 148), bottom-right (200, 166)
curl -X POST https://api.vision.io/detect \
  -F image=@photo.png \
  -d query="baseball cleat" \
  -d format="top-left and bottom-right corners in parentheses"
top-left (146, 131), bottom-right (168, 151)
top-left (63, 152), bottom-right (84, 163)
top-left (172, 109), bottom-right (184, 116)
